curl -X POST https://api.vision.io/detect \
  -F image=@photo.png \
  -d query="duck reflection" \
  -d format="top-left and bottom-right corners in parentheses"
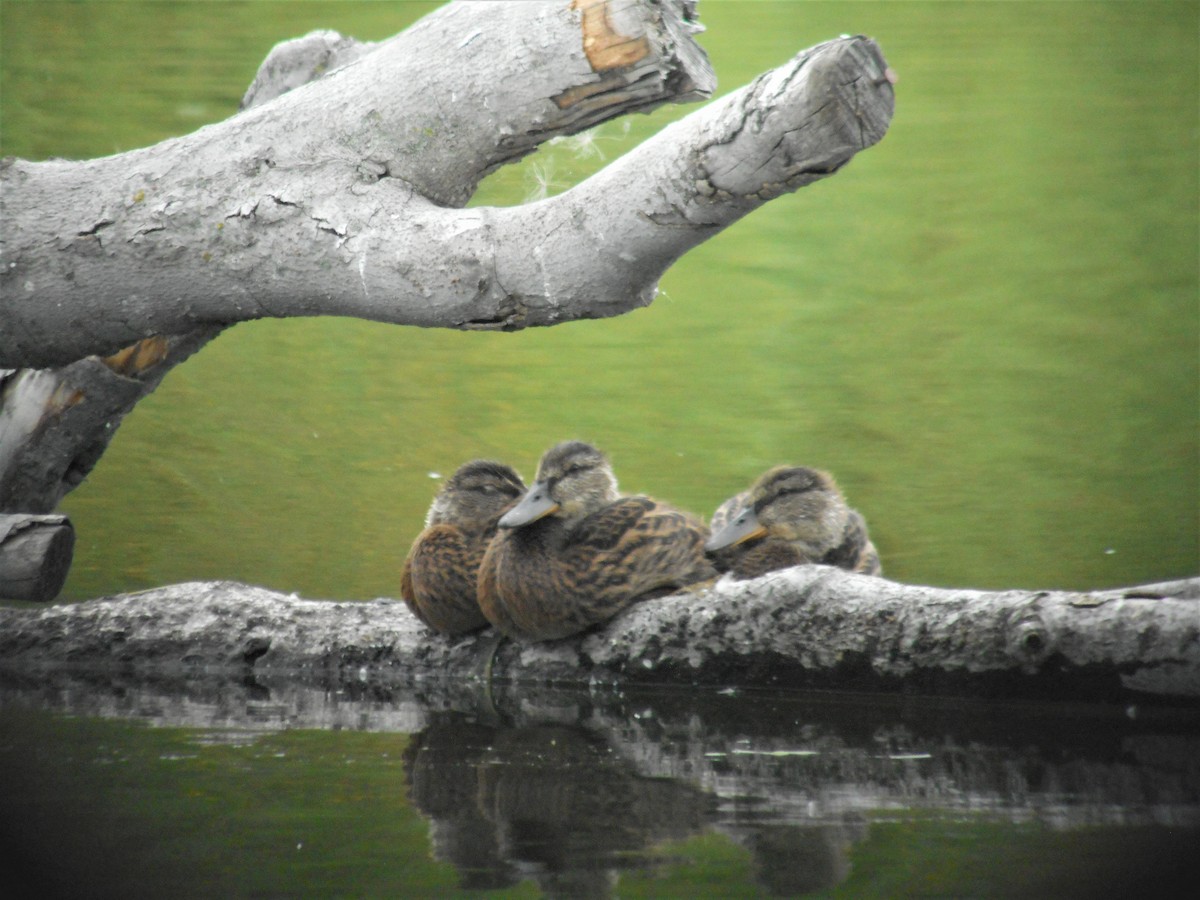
top-left (5, 672), bottom-right (1194, 895)
top-left (403, 713), bottom-right (862, 897)
top-left (746, 823), bottom-right (865, 897)
top-left (402, 720), bottom-right (518, 890)
top-left (403, 716), bottom-right (709, 896)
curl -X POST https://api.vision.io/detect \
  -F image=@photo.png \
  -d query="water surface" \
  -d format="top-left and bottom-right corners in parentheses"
top-left (2, 675), bottom-right (1197, 898)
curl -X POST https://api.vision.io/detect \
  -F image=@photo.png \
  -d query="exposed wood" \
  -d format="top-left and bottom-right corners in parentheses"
top-left (0, 514), bottom-right (75, 602)
top-left (0, 572), bottom-right (1195, 700)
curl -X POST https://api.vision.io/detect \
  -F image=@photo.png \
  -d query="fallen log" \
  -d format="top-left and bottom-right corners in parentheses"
top-left (0, 570), bottom-right (1195, 700)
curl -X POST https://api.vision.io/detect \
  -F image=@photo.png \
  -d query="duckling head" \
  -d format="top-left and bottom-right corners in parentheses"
top-left (425, 460), bottom-right (526, 529)
top-left (705, 466), bottom-right (844, 551)
top-left (499, 440), bottom-right (620, 528)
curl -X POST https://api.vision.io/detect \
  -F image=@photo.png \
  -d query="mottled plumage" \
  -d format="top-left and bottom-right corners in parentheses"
top-left (401, 460), bottom-right (526, 635)
top-left (705, 466), bottom-right (881, 580)
top-left (478, 441), bottom-right (716, 641)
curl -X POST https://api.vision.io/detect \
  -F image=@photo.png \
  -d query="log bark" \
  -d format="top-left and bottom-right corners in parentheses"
top-left (0, 514), bottom-right (74, 601)
top-left (0, 3), bottom-right (891, 368)
top-left (0, 571), bottom-right (1195, 700)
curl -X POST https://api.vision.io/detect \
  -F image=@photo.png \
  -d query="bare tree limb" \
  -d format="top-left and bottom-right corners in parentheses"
top-left (0, 331), bottom-right (220, 515)
top-left (0, 3), bottom-right (890, 367)
top-left (1, 573), bottom-right (1195, 700)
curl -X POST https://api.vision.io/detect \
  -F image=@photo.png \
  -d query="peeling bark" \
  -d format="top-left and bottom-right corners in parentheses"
top-left (0, 572), bottom-right (1195, 700)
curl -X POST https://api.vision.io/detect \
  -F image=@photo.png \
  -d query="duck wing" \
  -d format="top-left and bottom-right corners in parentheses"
top-left (569, 497), bottom-right (715, 595)
top-left (819, 508), bottom-right (881, 575)
top-left (403, 525), bottom-right (490, 634)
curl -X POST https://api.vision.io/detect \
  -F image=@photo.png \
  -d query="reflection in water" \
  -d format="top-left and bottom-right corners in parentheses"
top-left (2, 672), bottom-right (1198, 896)
top-left (404, 718), bottom-right (711, 895)
top-left (402, 712), bottom-right (866, 897)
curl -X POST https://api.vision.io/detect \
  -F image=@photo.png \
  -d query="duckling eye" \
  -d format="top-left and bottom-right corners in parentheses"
top-left (466, 481), bottom-right (504, 497)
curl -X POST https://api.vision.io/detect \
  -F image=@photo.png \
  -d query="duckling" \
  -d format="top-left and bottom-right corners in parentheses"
top-left (705, 466), bottom-right (881, 579)
top-left (401, 459), bottom-right (526, 635)
top-left (477, 440), bottom-right (717, 641)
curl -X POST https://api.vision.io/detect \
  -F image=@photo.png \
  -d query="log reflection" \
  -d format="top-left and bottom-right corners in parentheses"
top-left (401, 711), bottom-right (864, 897)
top-left (2, 670), bottom-right (1197, 896)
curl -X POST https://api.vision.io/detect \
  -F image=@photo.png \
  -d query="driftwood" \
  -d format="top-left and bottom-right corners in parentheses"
top-left (1, 570), bottom-right (1196, 700)
top-left (0, 14), bottom-right (891, 365)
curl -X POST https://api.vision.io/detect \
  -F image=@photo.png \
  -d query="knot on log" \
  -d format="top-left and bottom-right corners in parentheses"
top-left (240, 30), bottom-right (371, 110)
top-left (1006, 612), bottom-right (1054, 671)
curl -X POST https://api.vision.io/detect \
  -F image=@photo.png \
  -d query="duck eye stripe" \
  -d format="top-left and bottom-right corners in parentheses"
top-left (763, 484), bottom-right (816, 503)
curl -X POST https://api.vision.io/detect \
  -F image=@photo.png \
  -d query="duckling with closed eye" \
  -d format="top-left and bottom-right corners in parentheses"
top-left (401, 459), bottom-right (526, 635)
top-left (478, 440), bottom-right (717, 641)
top-left (706, 466), bottom-right (881, 579)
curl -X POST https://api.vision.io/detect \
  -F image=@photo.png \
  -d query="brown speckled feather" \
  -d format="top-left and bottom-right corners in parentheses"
top-left (401, 460), bottom-right (525, 636)
top-left (479, 495), bottom-right (715, 641)
top-left (403, 525), bottom-right (492, 634)
top-left (820, 508), bottom-right (881, 575)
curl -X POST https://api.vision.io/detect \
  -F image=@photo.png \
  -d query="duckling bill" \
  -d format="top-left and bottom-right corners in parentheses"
top-left (478, 441), bottom-right (716, 641)
top-left (706, 466), bottom-right (881, 579)
top-left (401, 459), bottom-right (526, 635)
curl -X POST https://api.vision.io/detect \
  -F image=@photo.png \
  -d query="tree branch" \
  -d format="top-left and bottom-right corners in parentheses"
top-left (1, 573), bottom-right (1195, 701)
top-left (0, 5), bottom-right (891, 367)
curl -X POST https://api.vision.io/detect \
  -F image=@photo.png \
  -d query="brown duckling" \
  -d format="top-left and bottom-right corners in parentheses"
top-left (477, 440), bottom-right (716, 641)
top-left (705, 466), bottom-right (881, 579)
top-left (401, 459), bottom-right (526, 635)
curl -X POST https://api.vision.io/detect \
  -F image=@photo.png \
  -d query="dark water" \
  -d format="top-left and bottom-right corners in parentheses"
top-left (2, 2), bottom-right (1198, 895)
top-left (2, 674), bottom-right (1198, 898)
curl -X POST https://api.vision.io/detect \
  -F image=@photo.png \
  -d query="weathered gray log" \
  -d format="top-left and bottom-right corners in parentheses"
top-left (0, 570), bottom-right (1195, 700)
top-left (0, 514), bottom-right (75, 601)
top-left (0, 4), bottom-right (892, 367)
